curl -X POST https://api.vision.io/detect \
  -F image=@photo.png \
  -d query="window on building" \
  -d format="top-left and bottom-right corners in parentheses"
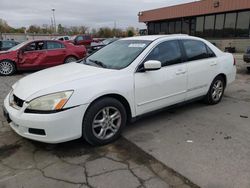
top-left (148, 23), bottom-right (155, 35)
top-left (175, 20), bottom-right (182, 33)
top-left (182, 40), bottom-right (210, 61)
top-left (182, 18), bottom-right (190, 34)
top-left (196, 16), bottom-right (204, 37)
top-left (190, 18), bottom-right (196, 36)
top-left (169, 21), bottom-right (175, 34)
top-left (224, 13), bottom-right (237, 37)
top-left (204, 15), bottom-right (215, 37)
top-left (236, 11), bottom-right (250, 37)
top-left (155, 22), bottom-right (161, 34)
top-left (145, 40), bottom-right (182, 66)
top-left (160, 22), bottom-right (169, 34)
top-left (214, 14), bottom-right (225, 38)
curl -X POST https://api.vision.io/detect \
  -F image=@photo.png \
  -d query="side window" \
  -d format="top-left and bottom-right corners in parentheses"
top-left (47, 41), bottom-right (64, 49)
top-left (64, 37), bottom-right (69, 40)
top-left (145, 40), bottom-right (182, 67)
top-left (182, 40), bottom-right (213, 61)
top-left (36, 41), bottom-right (46, 50)
top-left (25, 42), bottom-right (37, 51)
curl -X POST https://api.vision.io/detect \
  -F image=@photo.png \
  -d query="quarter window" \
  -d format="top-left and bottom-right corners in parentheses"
top-left (182, 40), bottom-right (214, 61)
top-left (145, 40), bottom-right (182, 67)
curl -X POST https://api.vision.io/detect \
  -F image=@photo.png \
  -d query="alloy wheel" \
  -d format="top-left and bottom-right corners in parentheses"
top-left (0, 61), bottom-right (14, 75)
top-left (211, 80), bottom-right (224, 102)
top-left (92, 107), bottom-right (122, 140)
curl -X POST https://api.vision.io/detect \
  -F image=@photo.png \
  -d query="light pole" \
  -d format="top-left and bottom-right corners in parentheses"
top-left (52, 8), bottom-right (56, 33)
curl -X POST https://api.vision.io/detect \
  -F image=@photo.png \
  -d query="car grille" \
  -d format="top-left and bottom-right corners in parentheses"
top-left (13, 95), bottom-right (24, 108)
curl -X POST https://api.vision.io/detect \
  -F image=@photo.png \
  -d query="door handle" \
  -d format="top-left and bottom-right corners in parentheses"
top-left (176, 70), bottom-right (186, 75)
top-left (210, 62), bottom-right (217, 66)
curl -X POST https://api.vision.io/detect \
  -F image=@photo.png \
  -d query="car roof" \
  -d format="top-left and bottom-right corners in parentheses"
top-left (121, 34), bottom-right (190, 41)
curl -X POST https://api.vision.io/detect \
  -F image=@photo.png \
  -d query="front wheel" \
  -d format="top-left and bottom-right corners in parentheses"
top-left (204, 76), bottom-right (225, 105)
top-left (0, 60), bottom-right (16, 76)
top-left (82, 97), bottom-right (127, 146)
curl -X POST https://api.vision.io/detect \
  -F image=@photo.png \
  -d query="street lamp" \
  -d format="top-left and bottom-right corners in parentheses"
top-left (51, 8), bottom-right (56, 33)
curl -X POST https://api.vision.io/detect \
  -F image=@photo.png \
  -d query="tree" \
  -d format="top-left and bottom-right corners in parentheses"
top-left (57, 24), bottom-right (64, 34)
top-left (27, 25), bottom-right (41, 33)
top-left (126, 27), bottom-right (135, 37)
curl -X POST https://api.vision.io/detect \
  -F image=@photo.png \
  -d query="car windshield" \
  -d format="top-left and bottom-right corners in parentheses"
top-left (84, 40), bottom-right (150, 70)
top-left (7, 41), bottom-right (30, 51)
top-left (102, 38), bottom-right (116, 45)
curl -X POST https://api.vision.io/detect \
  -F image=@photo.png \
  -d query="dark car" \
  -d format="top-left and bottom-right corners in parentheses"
top-left (0, 40), bottom-right (87, 76)
top-left (243, 47), bottom-right (250, 72)
top-left (88, 38), bottom-right (118, 54)
top-left (0, 40), bottom-right (19, 51)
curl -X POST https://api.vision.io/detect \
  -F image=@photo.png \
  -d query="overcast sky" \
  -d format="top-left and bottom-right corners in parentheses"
top-left (0, 0), bottom-right (196, 29)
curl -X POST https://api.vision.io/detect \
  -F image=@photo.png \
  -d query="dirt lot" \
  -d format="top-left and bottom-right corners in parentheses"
top-left (0, 54), bottom-right (249, 188)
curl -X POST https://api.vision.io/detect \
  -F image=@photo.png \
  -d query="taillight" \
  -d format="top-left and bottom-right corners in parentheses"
top-left (233, 58), bottom-right (236, 66)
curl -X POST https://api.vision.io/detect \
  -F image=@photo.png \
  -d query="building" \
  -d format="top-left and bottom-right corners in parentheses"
top-left (138, 0), bottom-right (250, 52)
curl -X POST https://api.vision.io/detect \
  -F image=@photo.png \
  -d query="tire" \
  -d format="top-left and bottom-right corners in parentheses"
top-left (247, 67), bottom-right (250, 72)
top-left (82, 97), bottom-right (127, 146)
top-left (0, 60), bottom-right (16, 76)
top-left (64, 56), bottom-right (77, 64)
top-left (204, 75), bottom-right (225, 105)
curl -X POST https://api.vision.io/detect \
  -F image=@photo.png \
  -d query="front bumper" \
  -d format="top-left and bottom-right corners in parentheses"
top-left (3, 94), bottom-right (88, 143)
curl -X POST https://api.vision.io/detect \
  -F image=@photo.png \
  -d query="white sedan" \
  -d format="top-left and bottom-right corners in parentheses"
top-left (3, 35), bottom-right (236, 146)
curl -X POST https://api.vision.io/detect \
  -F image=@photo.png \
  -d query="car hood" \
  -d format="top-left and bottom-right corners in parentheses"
top-left (13, 63), bottom-right (114, 100)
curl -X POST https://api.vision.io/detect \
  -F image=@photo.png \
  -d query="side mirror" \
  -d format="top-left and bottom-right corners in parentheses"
top-left (143, 60), bottom-right (161, 71)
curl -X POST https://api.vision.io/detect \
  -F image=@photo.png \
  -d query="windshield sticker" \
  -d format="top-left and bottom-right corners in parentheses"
top-left (128, 43), bottom-right (146, 48)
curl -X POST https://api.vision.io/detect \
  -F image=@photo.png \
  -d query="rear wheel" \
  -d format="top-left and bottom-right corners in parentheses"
top-left (64, 56), bottom-right (77, 64)
top-left (204, 75), bottom-right (225, 105)
top-left (82, 97), bottom-right (127, 146)
top-left (247, 67), bottom-right (250, 72)
top-left (0, 60), bottom-right (16, 76)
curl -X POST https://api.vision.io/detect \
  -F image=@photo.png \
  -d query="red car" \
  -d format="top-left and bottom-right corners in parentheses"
top-left (0, 40), bottom-right (87, 76)
top-left (68, 35), bottom-right (96, 48)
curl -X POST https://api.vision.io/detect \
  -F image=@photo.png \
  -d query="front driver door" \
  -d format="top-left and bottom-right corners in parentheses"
top-left (134, 40), bottom-right (187, 116)
top-left (19, 41), bottom-right (47, 69)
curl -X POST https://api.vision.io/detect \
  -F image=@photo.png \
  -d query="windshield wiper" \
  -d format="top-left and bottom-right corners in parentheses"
top-left (89, 59), bottom-right (107, 68)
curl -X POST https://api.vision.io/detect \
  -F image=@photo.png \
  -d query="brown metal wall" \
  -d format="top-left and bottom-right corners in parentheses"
top-left (139, 0), bottom-right (250, 22)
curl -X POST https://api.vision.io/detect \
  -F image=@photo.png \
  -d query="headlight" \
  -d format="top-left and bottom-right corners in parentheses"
top-left (9, 89), bottom-right (14, 105)
top-left (26, 91), bottom-right (73, 111)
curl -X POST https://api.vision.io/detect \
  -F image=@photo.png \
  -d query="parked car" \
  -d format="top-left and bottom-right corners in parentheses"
top-left (3, 35), bottom-right (236, 146)
top-left (0, 40), bottom-right (86, 76)
top-left (0, 40), bottom-right (19, 51)
top-left (52, 36), bottom-right (70, 41)
top-left (89, 38), bottom-right (118, 54)
top-left (243, 46), bottom-right (250, 72)
top-left (68, 35), bottom-right (94, 48)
